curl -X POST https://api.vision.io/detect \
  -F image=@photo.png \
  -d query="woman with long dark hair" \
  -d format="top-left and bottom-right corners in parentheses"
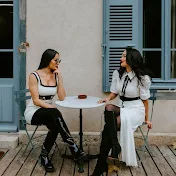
top-left (91, 47), bottom-right (152, 176)
top-left (24, 49), bottom-right (85, 172)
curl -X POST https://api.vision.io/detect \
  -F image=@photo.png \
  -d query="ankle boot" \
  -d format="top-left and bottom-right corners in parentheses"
top-left (91, 159), bottom-right (108, 176)
top-left (91, 124), bottom-right (111, 176)
top-left (68, 144), bottom-right (86, 161)
top-left (40, 145), bottom-right (55, 172)
top-left (55, 116), bottom-right (86, 161)
top-left (104, 110), bottom-right (121, 160)
top-left (74, 150), bottom-right (86, 161)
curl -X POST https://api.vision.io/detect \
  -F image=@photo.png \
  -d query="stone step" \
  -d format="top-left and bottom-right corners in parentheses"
top-left (0, 133), bottom-right (19, 149)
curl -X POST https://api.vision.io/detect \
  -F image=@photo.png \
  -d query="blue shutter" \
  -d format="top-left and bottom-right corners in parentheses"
top-left (102, 0), bottom-right (140, 92)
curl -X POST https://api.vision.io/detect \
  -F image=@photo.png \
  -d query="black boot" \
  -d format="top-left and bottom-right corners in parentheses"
top-left (91, 159), bottom-right (108, 176)
top-left (40, 145), bottom-right (55, 172)
top-left (104, 110), bottom-right (121, 160)
top-left (91, 124), bottom-right (111, 176)
top-left (55, 116), bottom-right (86, 161)
top-left (69, 143), bottom-right (86, 161)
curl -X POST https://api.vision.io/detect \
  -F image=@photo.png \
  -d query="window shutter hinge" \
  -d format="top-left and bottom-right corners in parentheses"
top-left (101, 44), bottom-right (107, 59)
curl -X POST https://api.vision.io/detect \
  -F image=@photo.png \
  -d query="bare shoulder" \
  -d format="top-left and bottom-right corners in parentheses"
top-left (29, 72), bottom-right (38, 83)
top-left (34, 69), bottom-right (41, 75)
top-left (35, 69), bottom-right (47, 78)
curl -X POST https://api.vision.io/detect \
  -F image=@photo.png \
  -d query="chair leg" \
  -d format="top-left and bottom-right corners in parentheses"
top-left (54, 142), bottom-right (63, 155)
top-left (23, 125), bottom-right (63, 157)
top-left (144, 139), bottom-right (155, 157)
top-left (139, 127), bottom-right (154, 156)
top-left (138, 126), bottom-right (155, 165)
top-left (138, 140), bottom-right (146, 165)
top-left (23, 126), bottom-right (38, 155)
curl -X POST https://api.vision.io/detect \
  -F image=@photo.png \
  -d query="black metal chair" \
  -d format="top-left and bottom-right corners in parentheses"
top-left (15, 89), bottom-right (61, 154)
top-left (135, 89), bottom-right (157, 165)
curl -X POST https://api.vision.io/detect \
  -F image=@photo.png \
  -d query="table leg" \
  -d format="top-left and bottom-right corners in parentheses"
top-left (62, 108), bottom-right (98, 173)
top-left (62, 109), bottom-right (85, 173)
top-left (79, 108), bottom-right (99, 158)
top-left (77, 108), bottom-right (100, 172)
top-left (77, 109), bottom-right (84, 172)
top-left (79, 109), bottom-right (83, 150)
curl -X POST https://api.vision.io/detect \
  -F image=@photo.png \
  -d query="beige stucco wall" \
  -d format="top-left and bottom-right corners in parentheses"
top-left (26, 0), bottom-right (176, 133)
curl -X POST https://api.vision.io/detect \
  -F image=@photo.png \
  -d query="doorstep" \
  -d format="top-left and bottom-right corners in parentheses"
top-left (0, 133), bottom-right (19, 149)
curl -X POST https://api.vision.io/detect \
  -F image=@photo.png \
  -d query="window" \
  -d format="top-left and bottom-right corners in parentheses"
top-left (0, 1), bottom-right (13, 78)
top-left (103, 0), bottom-right (176, 92)
top-left (143, 0), bottom-right (162, 78)
top-left (170, 0), bottom-right (176, 78)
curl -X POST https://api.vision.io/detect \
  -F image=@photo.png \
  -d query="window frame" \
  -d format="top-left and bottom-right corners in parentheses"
top-left (153, 0), bottom-right (176, 89)
top-left (103, 0), bottom-right (176, 92)
top-left (139, 0), bottom-right (176, 89)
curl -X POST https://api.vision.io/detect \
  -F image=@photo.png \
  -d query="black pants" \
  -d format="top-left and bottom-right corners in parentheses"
top-left (31, 108), bottom-right (77, 153)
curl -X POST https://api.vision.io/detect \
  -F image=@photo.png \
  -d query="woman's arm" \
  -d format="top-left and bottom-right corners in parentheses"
top-left (57, 73), bottom-right (66, 100)
top-left (98, 70), bottom-right (119, 104)
top-left (98, 92), bottom-right (118, 104)
top-left (53, 66), bottom-right (66, 100)
top-left (140, 75), bottom-right (152, 129)
top-left (142, 99), bottom-right (152, 129)
top-left (29, 74), bottom-right (55, 108)
top-left (108, 92), bottom-right (118, 101)
top-left (142, 99), bottom-right (149, 121)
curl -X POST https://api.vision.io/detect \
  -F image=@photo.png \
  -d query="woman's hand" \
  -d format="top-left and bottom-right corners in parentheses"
top-left (53, 65), bottom-right (61, 74)
top-left (98, 97), bottom-right (110, 104)
top-left (97, 93), bottom-right (117, 104)
top-left (145, 120), bottom-right (152, 129)
top-left (53, 65), bottom-right (66, 100)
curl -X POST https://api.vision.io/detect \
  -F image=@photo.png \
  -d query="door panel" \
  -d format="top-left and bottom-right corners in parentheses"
top-left (0, 0), bottom-right (19, 132)
top-left (0, 52), bottom-right (13, 78)
top-left (0, 85), bottom-right (13, 122)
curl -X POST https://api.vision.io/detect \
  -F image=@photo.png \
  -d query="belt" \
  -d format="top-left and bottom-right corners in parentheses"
top-left (39, 95), bottom-right (54, 100)
top-left (120, 96), bottom-right (140, 101)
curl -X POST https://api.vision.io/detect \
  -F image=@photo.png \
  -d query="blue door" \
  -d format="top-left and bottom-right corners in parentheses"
top-left (0, 0), bottom-right (20, 132)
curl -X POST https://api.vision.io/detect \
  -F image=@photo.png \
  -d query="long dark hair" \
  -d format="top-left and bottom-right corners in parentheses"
top-left (118, 47), bottom-right (153, 83)
top-left (38, 49), bottom-right (59, 69)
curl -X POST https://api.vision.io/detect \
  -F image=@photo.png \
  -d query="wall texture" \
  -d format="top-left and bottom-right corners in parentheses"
top-left (26, 0), bottom-right (176, 133)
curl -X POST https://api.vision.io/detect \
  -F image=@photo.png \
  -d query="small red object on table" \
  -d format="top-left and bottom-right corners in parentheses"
top-left (78, 95), bottom-right (87, 99)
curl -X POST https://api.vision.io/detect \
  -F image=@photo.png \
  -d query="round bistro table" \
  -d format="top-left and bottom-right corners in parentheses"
top-left (55, 96), bottom-right (105, 173)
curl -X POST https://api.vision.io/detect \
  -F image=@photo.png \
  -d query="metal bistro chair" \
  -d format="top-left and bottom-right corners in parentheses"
top-left (136, 89), bottom-right (157, 166)
top-left (15, 89), bottom-right (60, 155)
